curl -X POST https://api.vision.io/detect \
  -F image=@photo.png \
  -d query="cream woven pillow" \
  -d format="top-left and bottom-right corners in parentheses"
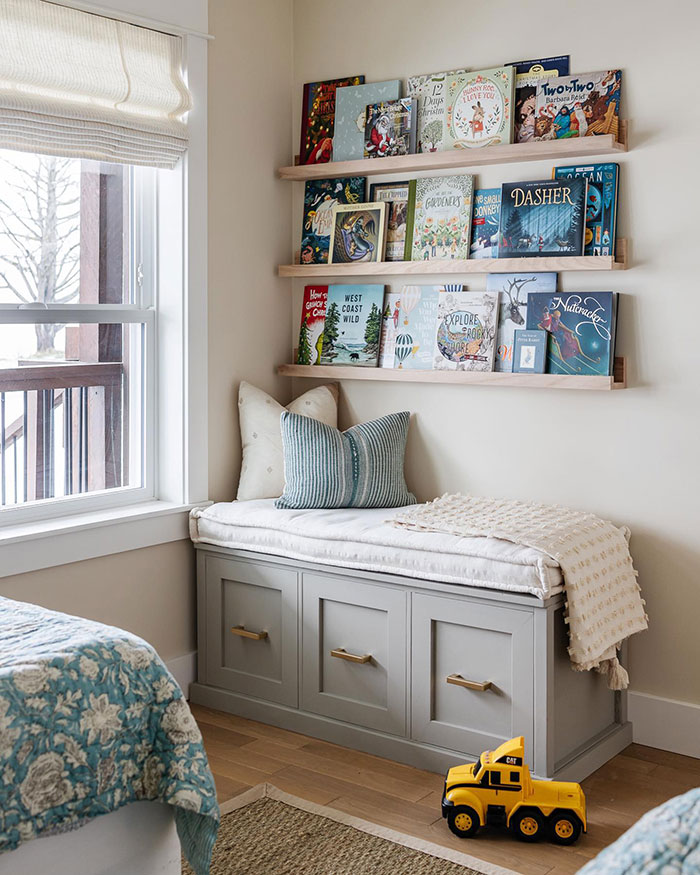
top-left (236, 381), bottom-right (338, 501)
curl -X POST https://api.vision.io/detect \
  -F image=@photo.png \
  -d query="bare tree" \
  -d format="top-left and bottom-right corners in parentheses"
top-left (0, 155), bottom-right (80, 353)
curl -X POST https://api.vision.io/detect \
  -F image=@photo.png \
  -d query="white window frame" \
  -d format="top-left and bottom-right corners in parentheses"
top-left (0, 1), bottom-right (209, 576)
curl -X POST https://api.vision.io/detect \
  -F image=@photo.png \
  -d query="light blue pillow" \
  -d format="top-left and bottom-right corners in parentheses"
top-left (275, 410), bottom-right (416, 510)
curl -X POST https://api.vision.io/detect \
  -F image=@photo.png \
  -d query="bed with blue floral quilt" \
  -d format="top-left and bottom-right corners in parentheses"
top-left (0, 596), bottom-right (219, 875)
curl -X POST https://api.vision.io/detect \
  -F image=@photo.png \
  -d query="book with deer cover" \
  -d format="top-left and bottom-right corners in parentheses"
top-left (299, 75), bottom-right (364, 164)
top-left (378, 289), bottom-right (402, 368)
top-left (534, 71), bottom-right (621, 141)
top-left (320, 284), bottom-right (385, 367)
top-left (487, 272), bottom-right (556, 372)
top-left (554, 163), bottom-right (619, 256)
top-left (526, 291), bottom-right (618, 376)
top-left (393, 284), bottom-right (464, 370)
top-left (443, 67), bottom-right (515, 149)
top-left (296, 286), bottom-right (328, 365)
top-left (498, 178), bottom-right (587, 258)
top-left (508, 55), bottom-right (570, 143)
top-left (301, 177), bottom-right (367, 265)
top-left (433, 290), bottom-right (499, 372)
top-left (334, 80), bottom-right (401, 162)
top-left (406, 68), bottom-right (468, 152)
top-left (405, 175), bottom-right (474, 261)
top-left (364, 98), bottom-right (417, 158)
top-left (470, 188), bottom-right (501, 258)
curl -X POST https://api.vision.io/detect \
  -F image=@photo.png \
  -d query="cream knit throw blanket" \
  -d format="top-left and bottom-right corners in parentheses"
top-left (391, 494), bottom-right (648, 690)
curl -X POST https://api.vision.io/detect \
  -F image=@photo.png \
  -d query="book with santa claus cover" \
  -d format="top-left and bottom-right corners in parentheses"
top-left (299, 75), bottom-right (364, 164)
top-left (364, 98), bottom-right (416, 158)
top-left (296, 286), bottom-right (328, 365)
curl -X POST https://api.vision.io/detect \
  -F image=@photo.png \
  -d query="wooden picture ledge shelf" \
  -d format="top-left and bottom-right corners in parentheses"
top-left (278, 124), bottom-right (628, 181)
top-left (279, 240), bottom-right (627, 277)
top-left (277, 356), bottom-right (627, 391)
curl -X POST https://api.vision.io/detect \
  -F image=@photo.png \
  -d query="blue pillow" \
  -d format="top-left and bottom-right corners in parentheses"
top-left (275, 410), bottom-right (416, 510)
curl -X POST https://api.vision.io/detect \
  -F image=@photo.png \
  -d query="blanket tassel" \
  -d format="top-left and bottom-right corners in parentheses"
top-left (598, 656), bottom-right (629, 691)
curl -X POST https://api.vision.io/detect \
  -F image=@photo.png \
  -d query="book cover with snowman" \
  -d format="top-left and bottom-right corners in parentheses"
top-left (443, 67), bottom-right (515, 149)
top-left (433, 290), bottom-right (499, 372)
top-left (319, 284), bottom-right (385, 367)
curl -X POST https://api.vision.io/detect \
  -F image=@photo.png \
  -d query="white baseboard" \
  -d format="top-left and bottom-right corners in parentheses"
top-left (166, 651), bottom-right (197, 699)
top-left (628, 691), bottom-right (700, 758)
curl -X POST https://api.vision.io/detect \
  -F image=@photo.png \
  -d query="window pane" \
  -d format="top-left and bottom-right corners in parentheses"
top-left (0, 322), bottom-right (144, 507)
top-left (0, 151), bottom-right (130, 307)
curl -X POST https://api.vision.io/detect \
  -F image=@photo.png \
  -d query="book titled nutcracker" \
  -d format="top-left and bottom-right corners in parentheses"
top-left (296, 285), bottom-right (328, 365)
top-left (299, 75), bottom-right (364, 165)
top-left (405, 174), bottom-right (474, 261)
top-left (443, 67), bottom-right (515, 149)
top-left (364, 98), bottom-right (416, 158)
top-left (433, 290), bottom-right (499, 372)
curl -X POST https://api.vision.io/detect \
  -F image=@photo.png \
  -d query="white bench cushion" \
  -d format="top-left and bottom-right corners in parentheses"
top-left (190, 500), bottom-right (563, 599)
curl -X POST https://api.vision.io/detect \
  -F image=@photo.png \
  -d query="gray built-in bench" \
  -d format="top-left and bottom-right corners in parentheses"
top-left (189, 501), bottom-right (632, 781)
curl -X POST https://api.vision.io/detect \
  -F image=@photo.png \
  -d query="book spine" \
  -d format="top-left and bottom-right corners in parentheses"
top-left (403, 179), bottom-right (417, 261)
top-left (299, 83), bottom-right (311, 164)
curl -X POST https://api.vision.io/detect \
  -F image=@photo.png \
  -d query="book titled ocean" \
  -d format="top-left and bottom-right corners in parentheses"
top-left (443, 67), bottom-right (515, 149)
top-left (296, 285), bottom-right (328, 365)
top-left (334, 80), bottom-right (401, 162)
top-left (487, 272), bottom-right (556, 372)
top-left (299, 76), bottom-right (364, 164)
top-left (320, 284), bottom-right (385, 367)
top-left (364, 98), bottom-right (416, 158)
top-left (526, 291), bottom-right (617, 376)
top-left (470, 188), bottom-right (501, 258)
top-left (498, 178), bottom-right (587, 258)
top-left (433, 290), bottom-right (499, 372)
top-left (508, 55), bottom-right (569, 143)
top-left (392, 284), bottom-right (463, 370)
top-left (534, 71), bottom-right (621, 141)
top-left (405, 174), bottom-right (474, 261)
top-left (554, 163), bottom-right (619, 256)
top-left (406, 68), bottom-right (467, 152)
top-left (301, 177), bottom-right (367, 265)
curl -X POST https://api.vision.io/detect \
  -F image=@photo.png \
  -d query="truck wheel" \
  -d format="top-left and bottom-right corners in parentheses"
top-left (447, 805), bottom-right (480, 838)
top-left (548, 812), bottom-right (582, 845)
top-left (511, 809), bottom-right (544, 842)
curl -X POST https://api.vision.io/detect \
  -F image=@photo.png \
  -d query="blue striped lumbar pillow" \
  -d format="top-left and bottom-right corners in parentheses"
top-left (275, 410), bottom-right (416, 510)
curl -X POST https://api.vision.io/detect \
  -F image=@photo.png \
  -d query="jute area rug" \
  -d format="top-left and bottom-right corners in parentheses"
top-left (183, 783), bottom-right (520, 875)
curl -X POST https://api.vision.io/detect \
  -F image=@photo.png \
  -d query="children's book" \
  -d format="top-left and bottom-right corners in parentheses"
top-left (364, 98), bottom-right (417, 158)
top-left (301, 177), bottom-right (367, 265)
top-left (526, 291), bottom-right (618, 376)
top-left (369, 181), bottom-right (411, 261)
top-left (487, 272), bottom-right (556, 372)
top-left (554, 163), bottom-right (619, 256)
top-left (498, 178), bottom-right (587, 258)
top-left (443, 67), bottom-right (515, 149)
top-left (299, 76), bottom-right (364, 164)
top-left (333, 80), bottom-right (401, 162)
top-left (405, 174), bottom-right (474, 261)
top-left (393, 284), bottom-right (463, 369)
top-left (378, 290), bottom-right (402, 368)
top-left (406, 68), bottom-right (468, 152)
top-left (507, 56), bottom-right (570, 143)
top-left (320, 284), bottom-right (385, 367)
top-left (296, 286), bottom-right (328, 365)
top-left (433, 290), bottom-right (499, 372)
top-left (512, 330), bottom-right (547, 373)
top-left (328, 202), bottom-right (388, 264)
top-left (534, 71), bottom-right (621, 141)
top-left (470, 188), bottom-right (501, 258)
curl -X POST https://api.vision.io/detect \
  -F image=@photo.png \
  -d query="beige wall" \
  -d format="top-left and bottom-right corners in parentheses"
top-left (291, 0), bottom-right (700, 703)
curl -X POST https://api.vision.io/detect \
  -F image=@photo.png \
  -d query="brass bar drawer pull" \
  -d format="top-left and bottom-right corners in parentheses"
top-left (330, 647), bottom-right (371, 664)
top-left (231, 625), bottom-right (268, 641)
top-left (446, 674), bottom-right (492, 692)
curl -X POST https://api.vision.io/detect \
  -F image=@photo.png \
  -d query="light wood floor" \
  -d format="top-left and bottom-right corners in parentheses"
top-left (192, 703), bottom-right (700, 875)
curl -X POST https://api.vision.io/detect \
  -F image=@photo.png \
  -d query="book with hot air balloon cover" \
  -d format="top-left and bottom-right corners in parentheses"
top-left (378, 290), bottom-right (402, 368)
top-left (393, 284), bottom-right (464, 370)
top-left (433, 289), bottom-right (499, 372)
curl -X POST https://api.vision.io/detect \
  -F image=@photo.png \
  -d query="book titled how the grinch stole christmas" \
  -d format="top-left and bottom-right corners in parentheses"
top-left (296, 285), bottom-right (328, 365)
top-left (299, 75), bottom-right (364, 164)
top-left (319, 284), bottom-right (385, 367)
top-left (405, 174), bottom-right (474, 261)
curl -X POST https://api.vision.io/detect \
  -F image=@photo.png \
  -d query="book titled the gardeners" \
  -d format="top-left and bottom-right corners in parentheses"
top-left (319, 284), bottom-right (385, 367)
top-left (405, 174), bottom-right (474, 261)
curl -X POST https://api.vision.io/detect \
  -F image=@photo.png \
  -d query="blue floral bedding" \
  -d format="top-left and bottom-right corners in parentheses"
top-left (0, 596), bottom-right (219, 874)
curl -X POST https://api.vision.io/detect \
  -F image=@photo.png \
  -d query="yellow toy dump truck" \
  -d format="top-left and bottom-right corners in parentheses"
top-left (441, 736), bottom-right (586, 845)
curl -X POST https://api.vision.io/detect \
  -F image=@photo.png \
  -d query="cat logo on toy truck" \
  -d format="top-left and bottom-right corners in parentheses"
top-left (442, 736), bottom-right (586, 844)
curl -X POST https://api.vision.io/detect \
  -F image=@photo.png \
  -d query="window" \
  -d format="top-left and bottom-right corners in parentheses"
top-left (490, 771), bottom-right (501, 786)
top-left (0, 151), bottom-right (156, 519)
top-left (510, 771), bottom-right (520, 783)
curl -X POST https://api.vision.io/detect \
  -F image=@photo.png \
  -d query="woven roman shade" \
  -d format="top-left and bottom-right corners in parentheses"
top-left (0, 0), bottom-right (191, 168)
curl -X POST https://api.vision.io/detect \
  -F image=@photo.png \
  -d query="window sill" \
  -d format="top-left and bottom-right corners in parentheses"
top-left (0, 500), bottom-right (209, 578)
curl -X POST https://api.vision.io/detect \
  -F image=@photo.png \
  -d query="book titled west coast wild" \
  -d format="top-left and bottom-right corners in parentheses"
top-left (328, 202), bottom-right (388, 264)
top-left (498, 178), bottom-right (587, 258)
top-left (405, 175), bottom-right (474, 261)
top-left (296, 285), bottom-right (328, 365)
top-left (300, 177), bottom-right (366, 265)
top-left (299, 75), bottom-right (364, 164)
top-left (320, 285), bottom-right (385, 367)
top-left (443, 67), bottom-right (515, 149)
top-left (433, 290), bottom-right (499, 372)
